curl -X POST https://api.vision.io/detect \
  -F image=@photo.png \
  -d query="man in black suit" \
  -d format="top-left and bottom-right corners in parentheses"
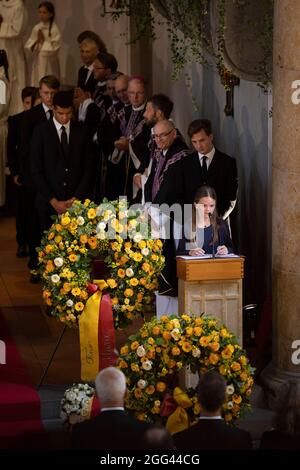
top-left (174, 371), bottom-right (252, 450)
top-left (183, 119), bottom-right (238, 219)
top-left (7, 86), bottom-right (35, 258)
top-left (77, 37), bottom-right (99, 92)
top-left (31, 91), bottom-right (93, 233)
top-left (72, 367), bottom-right (150, 451)
top-left (20, 75), bottom-right (60, 281)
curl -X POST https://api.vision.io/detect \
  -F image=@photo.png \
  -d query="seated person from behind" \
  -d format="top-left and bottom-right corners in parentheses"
top-left (178, 185), bottom-right (234, 256)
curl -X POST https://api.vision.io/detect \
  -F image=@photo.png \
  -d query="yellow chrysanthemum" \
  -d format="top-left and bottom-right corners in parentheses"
top-left (74, 302), bottom-right (84, 311)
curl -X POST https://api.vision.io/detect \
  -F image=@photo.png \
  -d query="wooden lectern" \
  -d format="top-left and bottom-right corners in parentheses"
top-left (177, 256), bottom-right (245, 344)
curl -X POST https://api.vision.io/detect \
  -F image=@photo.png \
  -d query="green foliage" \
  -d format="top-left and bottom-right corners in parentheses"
top-left (105, 0), bottom-right (273, 89)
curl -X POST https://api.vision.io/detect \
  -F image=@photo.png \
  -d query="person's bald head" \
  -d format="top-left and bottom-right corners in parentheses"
top-left (115, 74), bottom-right (129, 104)
top-left (153, 120), bottom-right (176, 150)
top-left (127, 77), bottom-right (146, 107)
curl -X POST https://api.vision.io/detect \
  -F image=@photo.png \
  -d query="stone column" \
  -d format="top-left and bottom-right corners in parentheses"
top-left (262, 0), bottom-right (300, 408)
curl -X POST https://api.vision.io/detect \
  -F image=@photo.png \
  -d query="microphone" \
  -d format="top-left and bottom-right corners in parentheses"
top-left (208, 212), bottom-right (215, 258)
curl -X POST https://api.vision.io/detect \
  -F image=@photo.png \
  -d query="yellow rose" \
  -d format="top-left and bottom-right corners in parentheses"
top-left (134, 388), bottom-right (142, 399)
top-left (231, 362), bottom-right (241, 372)
top-left (69, 254), bottom-right (77, 262)
top-left (55, 224), bottom-right (62, 231)
top-left (193, 327), bottom-right (203, 336)
top-left (45, 245), bottom-right (53, 253)
top-left (124, 288), bottom-right (134, 297)
top-left (131, 363), bottom-right (139, 372)
top-left (107, 279), bottom-right (117, 289)
top-left (156, 382), bottom-right (166, 393)
top-left (111, 297), bottom-right (119, 306)
top-left (209, 353), bottom-right (220, 365)
top-left (63, 283), bottom-right (71, 292)
top-left (43, 290), bottom-right (51, 299)
top-left (75, 302), bottom-right (84, 311)
top-left (171, 346), bottom-right (181, 356)
top-left (152, 326), bottom-right (161, 335)
top-left (120, 345), bottom-right (129, 355)
top-left (61, 216), bottom-right (70, 226)
top-left (118, 360), bottom-right (128, 369)
top-left (233, 394), bottom-right (242, 404)
top-left (80, 234), bottom-right (88, 244)
top-left (199, 336), bottom-right (211, 347)
top-left (131, 341), bottom-right (139, 350)
top-left (48, 232), bottom-right (55, 240)
top-left (182, 342), bottom-right (192, 353)
top-left (145, 385), bottom-right (155, 395)
top-left (87, 208), bottom-right (96, 219)
top-left (130, 278), bottom-right (139, 286)
top-left (118, 269), bottom-right (125, 278)
top-left (71, 288), bottom-right (81, 296)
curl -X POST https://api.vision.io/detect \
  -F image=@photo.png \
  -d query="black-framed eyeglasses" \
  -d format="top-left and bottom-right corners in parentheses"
top-left (153, 129), bottom-right (174, 140)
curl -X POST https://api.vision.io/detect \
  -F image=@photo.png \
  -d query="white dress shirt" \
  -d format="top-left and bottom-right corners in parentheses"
top-left (198, 146), bottom-right (215, 169)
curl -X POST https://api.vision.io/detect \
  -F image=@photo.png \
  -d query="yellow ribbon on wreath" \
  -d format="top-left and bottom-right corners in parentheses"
top-left (166, 386), bottom-right (193, 435)
top-left (79, 280), bottom-right (108, 381)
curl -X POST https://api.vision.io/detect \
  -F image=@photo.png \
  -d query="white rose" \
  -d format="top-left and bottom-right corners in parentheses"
top-left (96, 222), bottom-right (106, 235)
top-left (136, 346), bottom-right (146, 357)
top-left (77, 216), bottom-right (85, 226)
top-left (227, 401), bottom-right (234, 409)
top-left (96, 232), bottom-right (106, 240)
top-left (126, 268), bottom-right (134, 277)
top-left (51, 274), bottom-right (60, 283)
top-left (226, 385), bottom-right (235, 395)
top-left (171, 328), bottom-right (180, 341)
top-left (80, 408), bottom-right (89, 417)
top-left (66, 391), bottom-right (76, 401)
top-left (142, 360), bottom-right (152, 371)
top-left (77, 391), bottom-right (86, 400)
top-left (192, 348), bottom-right (201, 358)
top-left (137, 379), bottom-right (147, 389)
top-left (133, 233), bottom-right (142, 243)
top-left (66, 299), bottom-right (74, 307)
top-left (141, 248), bottom-right (149, 256)
top-left (54, 257), bottom-right (64, 267)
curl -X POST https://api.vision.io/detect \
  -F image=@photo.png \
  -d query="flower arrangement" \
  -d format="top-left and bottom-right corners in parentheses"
top-left (38, 199), bottom-right (164, 329)
top-left (60, 383), bottom-right (95, 427)
top-left (118, 314), bottom-right (254, 425)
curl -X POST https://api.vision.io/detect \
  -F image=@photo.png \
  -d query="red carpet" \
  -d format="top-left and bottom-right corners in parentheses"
top-left (0, 310), bottom-right (44, 449)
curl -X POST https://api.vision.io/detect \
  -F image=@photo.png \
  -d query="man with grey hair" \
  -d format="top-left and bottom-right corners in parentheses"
top-left (72, 367), bottom-right (150, 450)
top-left (77, 37), bottom-right (99, 92)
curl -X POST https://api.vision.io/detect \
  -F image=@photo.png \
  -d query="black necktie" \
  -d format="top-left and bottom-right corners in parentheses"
top-left (47, 109), bottom-right (53, 120)
top-left (61, 126), bottom-right (68, 157)
top-left (202, 155), bottom-right (208, 182)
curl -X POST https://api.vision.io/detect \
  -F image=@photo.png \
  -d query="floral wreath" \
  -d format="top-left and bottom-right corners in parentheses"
top-left (38, 199), bottom-right (164, 329)
top-left (118, 314), bottom-right (255, 428)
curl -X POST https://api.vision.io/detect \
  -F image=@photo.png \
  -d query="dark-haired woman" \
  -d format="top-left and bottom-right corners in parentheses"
top-left (178, 185), bottom-right (234, 256)
top-left (25, 2), bottom-right (60, 86)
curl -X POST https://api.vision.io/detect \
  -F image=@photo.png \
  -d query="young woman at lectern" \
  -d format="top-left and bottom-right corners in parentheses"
top-left (178, 185), bottom-right (234, 256)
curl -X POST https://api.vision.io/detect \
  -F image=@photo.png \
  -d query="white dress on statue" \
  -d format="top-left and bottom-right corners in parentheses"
top-left (25, 21), bottom-right (60, 86)
top-left (0, 0), bottom-right (27, 116)
top-left (0, 68), bottom-right (10, 206)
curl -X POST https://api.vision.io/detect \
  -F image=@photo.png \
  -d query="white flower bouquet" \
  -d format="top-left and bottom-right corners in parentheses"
top-left (60, 383), bottom-right (95, 427)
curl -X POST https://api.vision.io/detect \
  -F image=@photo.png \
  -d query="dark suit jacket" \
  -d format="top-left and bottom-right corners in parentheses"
top-left (183, 149), bottom-right (238, 217)
top-left (174, 418), bottom-right (252, 450)
top-left (20, 103), bottom-right (48, 187)
top-left (31, 119), bottom-right (93, 211)
top-left (260, 429), bottom-right (300, 450)
top-left (71, 409), bottom-right (150, 451)
top-left (77, 65), bottom-right (97, 92)
top-left (7, 111), bottom-right (26, 177)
